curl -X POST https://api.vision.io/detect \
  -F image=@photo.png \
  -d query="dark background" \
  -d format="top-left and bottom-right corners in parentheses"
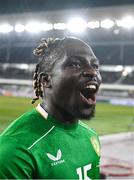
top-left (1, 0), bottom-right (134, 14)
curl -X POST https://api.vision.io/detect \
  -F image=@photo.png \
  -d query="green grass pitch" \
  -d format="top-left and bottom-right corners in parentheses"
top-left (0, 96), bottom-right (133, 135)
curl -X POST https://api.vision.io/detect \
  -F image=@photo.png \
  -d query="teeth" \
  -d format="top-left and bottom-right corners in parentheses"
top-left (86, 84), bottom-right (96, 89)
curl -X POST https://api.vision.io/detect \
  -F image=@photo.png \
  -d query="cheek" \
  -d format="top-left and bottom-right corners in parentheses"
top-left (52, 76), bottom-right (79, 104)
top-left (51, 77), bottom-right (68, 98)
top-left (53, 72), bottom-right (78, 90)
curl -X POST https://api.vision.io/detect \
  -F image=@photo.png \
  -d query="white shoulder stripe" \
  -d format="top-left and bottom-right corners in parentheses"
top-left (28, 126), bottom-right (55, 150)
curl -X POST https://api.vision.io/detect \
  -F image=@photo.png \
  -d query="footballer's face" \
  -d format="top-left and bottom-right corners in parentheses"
top-left (46, 38), bottom-right (101, 121)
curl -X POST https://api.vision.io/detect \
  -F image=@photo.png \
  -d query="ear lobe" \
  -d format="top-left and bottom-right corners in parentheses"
top-left (41, 73), bottom-right (52, 88)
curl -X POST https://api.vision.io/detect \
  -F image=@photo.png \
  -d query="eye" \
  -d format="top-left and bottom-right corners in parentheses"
top-left (64, 56), bottom-right (83, 69)
top-left (71, 62), bottom-right (81, 68)
top-left (67, 61), bottom-right (81, 69)
top-left (92, 64), bottom-right (99, 70)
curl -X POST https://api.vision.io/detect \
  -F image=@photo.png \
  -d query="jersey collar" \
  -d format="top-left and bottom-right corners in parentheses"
top-left (36, 104), bottom-right (48, 120)
top-left (36, 104), bottom-right (78, 130)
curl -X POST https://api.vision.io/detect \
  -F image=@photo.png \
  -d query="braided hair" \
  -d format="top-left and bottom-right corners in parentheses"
top-left (32, 37), bottom-right (65, 104)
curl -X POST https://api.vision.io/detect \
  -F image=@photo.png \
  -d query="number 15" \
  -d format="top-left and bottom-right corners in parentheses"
top-left (76, 163), bottom-right (91, 180)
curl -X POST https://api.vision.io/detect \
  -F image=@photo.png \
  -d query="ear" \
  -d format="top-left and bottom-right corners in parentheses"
top-left (40, 73), bottom-right (52, 88)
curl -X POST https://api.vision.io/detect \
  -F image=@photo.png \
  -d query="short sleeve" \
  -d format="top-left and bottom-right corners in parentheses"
top-left (0, 136), bottom-right (35, 179)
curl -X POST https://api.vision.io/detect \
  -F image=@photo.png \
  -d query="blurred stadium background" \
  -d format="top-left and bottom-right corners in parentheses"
top-left (0, 0), bottom-right (134, 178)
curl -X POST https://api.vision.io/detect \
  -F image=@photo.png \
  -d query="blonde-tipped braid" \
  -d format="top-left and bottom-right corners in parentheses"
top-left (32, 37), bottom-right (64, 104)
top-left (32, 64), bottom-right (40, 104)
top-left (32, 38), bottom-right (56, 104)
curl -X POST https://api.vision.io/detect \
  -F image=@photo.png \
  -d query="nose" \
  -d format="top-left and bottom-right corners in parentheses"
top-left (82, 69), bottom-right (97, 81)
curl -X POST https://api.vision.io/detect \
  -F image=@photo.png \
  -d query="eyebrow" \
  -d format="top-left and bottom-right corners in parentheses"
top-left (67, 56), bottom-right (99, 65)
top-left (90, 58), bottom-right (99, 64)
top-left (68, 56), bottom-right (87, 63)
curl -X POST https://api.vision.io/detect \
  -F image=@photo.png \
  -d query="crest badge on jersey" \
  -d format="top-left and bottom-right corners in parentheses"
top-left (90, 136), bottom-right (100, 156)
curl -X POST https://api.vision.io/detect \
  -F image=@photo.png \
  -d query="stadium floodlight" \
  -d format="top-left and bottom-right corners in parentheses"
top-left (115, 65), bottom-right (123, 72)
top-left (67, 17), bottom-right (87, 33)
top-left (116, 16), bottom-right (134, 29)
top-left (100, 19), bottom-right (114, 29)
top-left (0, 23), bottom-right (13, 33)
top-left (53, 23), bottom-right (66, 30)
top-left (122, 67), bottom-right (132, 76)
top-left (19, 64), bottom-right (29, 70)
top-left (87, 21), bottom-right (100, 29)
top-left (14, 24), bottom-right (25, 32)
top-left (41, 23), bottom-right (53, 31)
top-left (25, 22), bottom-right (41, 33)
top-left (122, 70), bottom-right (128, 77)
top-left (113, 29), bottom-right (120, 34)
top-left (125, 67), bottom-right (132, 73)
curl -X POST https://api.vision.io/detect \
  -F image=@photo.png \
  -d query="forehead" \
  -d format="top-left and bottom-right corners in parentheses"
top-left (62, 38), bottom-right (97, 61)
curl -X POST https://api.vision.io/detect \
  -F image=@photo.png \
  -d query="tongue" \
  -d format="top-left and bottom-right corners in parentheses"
top-left (80, 92), bottom-right (96, 105)
top-left (90, 94), bottom-right (96, 101)
top-left (83, 90), bottom-right (96, 102)
top-left (88, 94), bottom-right (96, 103)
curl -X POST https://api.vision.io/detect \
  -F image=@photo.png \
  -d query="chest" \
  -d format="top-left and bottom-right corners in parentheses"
top-left (33, 129), bottom-right (100, 179)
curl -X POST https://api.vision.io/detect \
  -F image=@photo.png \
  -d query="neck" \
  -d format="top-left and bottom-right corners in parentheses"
top-left (41, 100), bottom-right (78, 125)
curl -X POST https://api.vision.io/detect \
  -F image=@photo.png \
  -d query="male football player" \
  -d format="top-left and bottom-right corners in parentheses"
top-left (0, 37), bottom-right (102, 179)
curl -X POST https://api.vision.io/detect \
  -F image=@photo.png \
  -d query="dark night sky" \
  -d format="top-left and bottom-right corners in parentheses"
top-left (0, 0), bottom-right (134, 14)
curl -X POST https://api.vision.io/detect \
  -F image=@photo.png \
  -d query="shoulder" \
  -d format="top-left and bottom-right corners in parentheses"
top-left (78, 120), bottom-right (98, 136)
top-left (1, 109), bottom-right (39, 134)
top-left (1, 108), bottom-right (49, 148)
top-left (78, 121), bottom-right (101, 157)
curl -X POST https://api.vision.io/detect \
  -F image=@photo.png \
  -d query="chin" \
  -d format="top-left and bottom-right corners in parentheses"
top-left (78, 106), bottom-right (96, 120)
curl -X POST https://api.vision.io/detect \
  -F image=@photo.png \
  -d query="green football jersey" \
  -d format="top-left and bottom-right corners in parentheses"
top-left (0, 104), bottom-right (100, 179)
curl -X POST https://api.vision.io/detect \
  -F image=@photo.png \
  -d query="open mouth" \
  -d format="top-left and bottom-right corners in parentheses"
top-left (80, 83), bottom-right (98, 105)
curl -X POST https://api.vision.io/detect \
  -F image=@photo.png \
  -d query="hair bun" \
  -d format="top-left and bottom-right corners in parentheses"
top-left (33, 37), bottom-right (55, 57)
